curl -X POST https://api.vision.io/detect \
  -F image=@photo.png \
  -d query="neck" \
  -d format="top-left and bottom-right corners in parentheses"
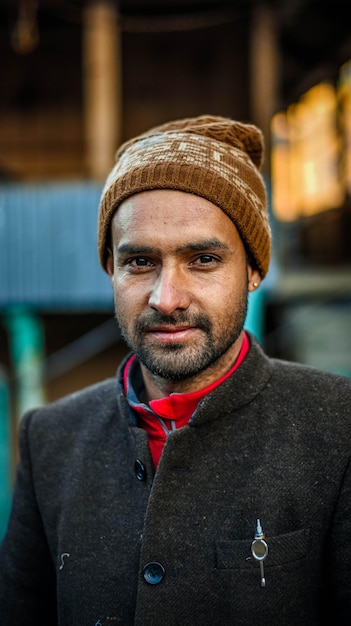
top-left (140, 331), bottom-right (244, 402)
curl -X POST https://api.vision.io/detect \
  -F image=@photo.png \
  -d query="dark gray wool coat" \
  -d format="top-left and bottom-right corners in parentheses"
top-left (1, 335), bottom-right (351, 626)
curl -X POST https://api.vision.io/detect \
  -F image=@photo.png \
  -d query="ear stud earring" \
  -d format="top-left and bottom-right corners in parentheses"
top-left (253, 282), bottom-right (259, 288)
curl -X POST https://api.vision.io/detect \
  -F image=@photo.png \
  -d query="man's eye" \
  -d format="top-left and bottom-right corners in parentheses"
top-left (133, 257), bottom-right (148, 266)
top-left (196, 254), bottom-right (219, 264)
top-left (127, 257), bottom-right (153, 268)
top-left (190, 254), bottom-right (222, 269)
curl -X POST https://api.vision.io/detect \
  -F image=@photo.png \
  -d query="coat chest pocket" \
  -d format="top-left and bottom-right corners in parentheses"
top-left (213, 529), bottom-right (316, 624)
top-left (215, 528), bottom-right (310, 570)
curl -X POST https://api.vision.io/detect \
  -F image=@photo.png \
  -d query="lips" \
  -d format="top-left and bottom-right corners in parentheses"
top-left (145, 325), bottom-right (198, 342)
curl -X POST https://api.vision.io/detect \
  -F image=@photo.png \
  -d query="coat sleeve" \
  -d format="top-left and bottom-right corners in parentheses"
top-left (329, 454), bottom-right (351, 624)
top-left (0, 411), bottom-right (57, 626)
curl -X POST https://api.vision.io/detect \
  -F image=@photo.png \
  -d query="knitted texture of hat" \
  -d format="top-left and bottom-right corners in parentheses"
top-left (98, 114), bottom-right (271, 277)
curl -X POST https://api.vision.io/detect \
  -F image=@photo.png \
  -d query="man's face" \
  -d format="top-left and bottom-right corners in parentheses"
top-left (107, 189), bottom-right (260, 384)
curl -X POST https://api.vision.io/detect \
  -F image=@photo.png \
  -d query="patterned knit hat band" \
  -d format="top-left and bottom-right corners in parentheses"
top-left (98, 115), bottom-right (271, 277)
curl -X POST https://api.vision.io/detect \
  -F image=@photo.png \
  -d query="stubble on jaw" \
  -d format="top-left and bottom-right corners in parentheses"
top-left (115, 283), bottom-right (248, 383)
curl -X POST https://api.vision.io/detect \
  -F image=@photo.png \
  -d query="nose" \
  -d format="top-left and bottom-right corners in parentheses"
top-left (148, 266), bottom-right (190, 315)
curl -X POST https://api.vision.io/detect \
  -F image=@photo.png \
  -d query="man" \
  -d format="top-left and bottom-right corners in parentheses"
top-left (0, 115), bottom-right (350, 625)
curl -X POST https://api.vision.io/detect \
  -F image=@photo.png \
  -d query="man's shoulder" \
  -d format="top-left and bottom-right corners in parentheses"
top-left (247, 334), bottom-right (351, 395)
top-left (23, 377), bottom-right (119, 434)
top-left (246, 336), bottom-right (351, 421)
top-left (271, 356), bottom-right (351, 389)
top-left (17, 375), bottom-right (129, 482)
top-left (267, 357), bottom-right (351, 431)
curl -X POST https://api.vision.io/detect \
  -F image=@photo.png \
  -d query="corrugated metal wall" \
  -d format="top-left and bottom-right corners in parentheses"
top-left (0, 183), bottom-right (113, 310)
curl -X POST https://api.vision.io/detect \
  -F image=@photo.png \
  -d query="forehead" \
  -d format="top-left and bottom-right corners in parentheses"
top-left (110, 189), bottom-right (242, 247)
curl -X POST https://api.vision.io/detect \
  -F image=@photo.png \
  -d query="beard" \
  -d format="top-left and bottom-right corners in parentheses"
top-left (116, 288), bottom-right (249, 382)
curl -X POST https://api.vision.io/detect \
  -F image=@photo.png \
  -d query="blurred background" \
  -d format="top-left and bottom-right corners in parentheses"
top-left (0, 0), bottom-right (351, 536)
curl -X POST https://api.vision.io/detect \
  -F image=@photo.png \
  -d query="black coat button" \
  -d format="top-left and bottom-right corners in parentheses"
top-left (143, 561), bottom-right (165, 585)
top-left (135, 459), bottom-right (147, 481)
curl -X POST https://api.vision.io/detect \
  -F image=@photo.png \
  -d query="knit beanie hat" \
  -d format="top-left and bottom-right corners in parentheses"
top-left (98, 114), bottom-right (271, 277)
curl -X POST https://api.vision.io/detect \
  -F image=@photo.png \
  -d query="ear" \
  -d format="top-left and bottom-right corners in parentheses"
top-left (247, 265), bottom-right (261, 292)
top-left (106, 249), bottom-right (114, 279)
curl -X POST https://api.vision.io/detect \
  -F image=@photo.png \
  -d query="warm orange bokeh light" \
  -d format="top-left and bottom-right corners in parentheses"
top-left (271, 81), bottom-right (345, 221)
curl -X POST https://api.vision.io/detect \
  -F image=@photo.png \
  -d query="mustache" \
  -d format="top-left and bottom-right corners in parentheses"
top-left (135, 311), bottom-right (212, 333)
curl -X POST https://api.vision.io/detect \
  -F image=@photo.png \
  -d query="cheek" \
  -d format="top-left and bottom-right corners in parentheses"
top-left (201, 273), bottom-right (245, 302)
top-left (113, 277), bottom-right (149, 318)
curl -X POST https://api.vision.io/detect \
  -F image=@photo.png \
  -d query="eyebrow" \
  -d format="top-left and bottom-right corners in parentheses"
top-left (176, 238), bottom-right (230, 253)
top-left (116, 244), bottom-right (155, 256)
top-left (116, 239), bottom-right (230, 256)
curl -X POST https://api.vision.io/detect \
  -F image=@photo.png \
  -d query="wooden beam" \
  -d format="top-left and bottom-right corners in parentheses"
top-left (249, 2), bottom-right (280, 177)
top-left (83, 0), bottom-right (122, 180)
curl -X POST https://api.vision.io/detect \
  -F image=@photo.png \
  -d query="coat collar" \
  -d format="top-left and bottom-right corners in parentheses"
top-left (116, 333), bottom-right (273, 428)
top-left (189, 333), bottom-right (273, 426)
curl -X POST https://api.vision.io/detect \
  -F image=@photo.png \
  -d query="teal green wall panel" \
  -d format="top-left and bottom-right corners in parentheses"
top-left (0, 368), bottom-right (11, 540)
